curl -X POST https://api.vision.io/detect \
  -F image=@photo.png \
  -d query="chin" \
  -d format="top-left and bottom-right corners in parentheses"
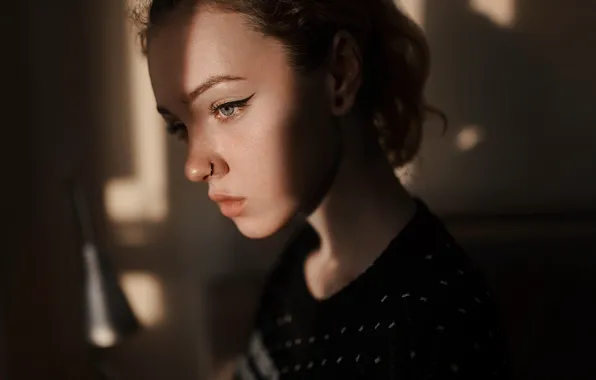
top-left (232, 211), bottom-right (294, 239)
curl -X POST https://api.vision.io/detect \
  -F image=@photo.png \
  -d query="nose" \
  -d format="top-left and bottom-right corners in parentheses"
top-left (184, 126), bottom-right (229, 182)
top-left (185, 143), bottom-right (228, 182)
top-left (183, 119), bottom-right (215, 182)
top-left (185, 158), bottom-right (213, 182)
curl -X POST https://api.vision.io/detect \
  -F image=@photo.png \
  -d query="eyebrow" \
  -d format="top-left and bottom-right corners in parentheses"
top-left (156, 74), bottom-right (246, 116)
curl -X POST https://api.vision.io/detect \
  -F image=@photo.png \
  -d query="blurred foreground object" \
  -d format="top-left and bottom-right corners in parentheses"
top-left (69, 180), bottom-right (140, 377)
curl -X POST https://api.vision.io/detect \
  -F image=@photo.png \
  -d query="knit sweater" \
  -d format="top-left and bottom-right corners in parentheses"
top-left (235, 200), bottom-right (510, 379)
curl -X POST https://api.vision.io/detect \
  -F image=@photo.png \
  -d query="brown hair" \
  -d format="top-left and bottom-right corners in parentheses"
top-left (132, 0), bottom-right (445, 167)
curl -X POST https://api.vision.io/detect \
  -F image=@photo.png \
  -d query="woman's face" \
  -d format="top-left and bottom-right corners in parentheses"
top-left (148, 5), bottom-right (340, 239)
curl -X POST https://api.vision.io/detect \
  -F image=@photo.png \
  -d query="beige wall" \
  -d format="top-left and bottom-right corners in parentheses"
top-left (412, 0), bottom-right (596, 216)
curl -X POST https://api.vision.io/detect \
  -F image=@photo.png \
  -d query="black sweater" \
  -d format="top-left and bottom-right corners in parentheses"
top-left (236, 200), bottom-right (510, 379)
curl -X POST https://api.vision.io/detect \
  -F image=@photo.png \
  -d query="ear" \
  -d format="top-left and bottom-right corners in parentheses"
top-left (325, 30), bottom-right (363, 117)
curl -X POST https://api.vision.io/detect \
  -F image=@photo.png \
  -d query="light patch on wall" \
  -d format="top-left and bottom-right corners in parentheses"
top-left (455, 125), bottom-right (485, 152)
top-left (469, 0), bottom-right (516, 28)
top-left (398, 0), bottom-right (426, 28)
top-left (120, 271), bottom-right (166, 327)
top-left (104, 19), bottom-right (168, 226)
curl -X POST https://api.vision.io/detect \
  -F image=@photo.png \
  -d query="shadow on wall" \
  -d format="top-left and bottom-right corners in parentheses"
top-left (413, 2), bottom-right (596, 380)
top-left (415, 0), bottom-right (596, 216)
top-left (466, 235), bottom-right (596, 380)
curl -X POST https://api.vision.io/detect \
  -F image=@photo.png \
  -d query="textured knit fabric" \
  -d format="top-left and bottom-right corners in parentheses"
top-left (236, 200), bottom-right (511, 379)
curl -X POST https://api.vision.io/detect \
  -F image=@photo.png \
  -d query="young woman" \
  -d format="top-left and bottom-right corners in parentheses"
top-left (136, 0), bottom-right (510, 378)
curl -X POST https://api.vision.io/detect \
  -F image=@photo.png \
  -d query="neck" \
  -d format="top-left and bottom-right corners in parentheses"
top-left (305, 117), bottom-right (416, 300)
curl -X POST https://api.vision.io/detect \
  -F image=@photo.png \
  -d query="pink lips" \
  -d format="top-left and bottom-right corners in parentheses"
top-left (208, 193), bottom-right (246, 217)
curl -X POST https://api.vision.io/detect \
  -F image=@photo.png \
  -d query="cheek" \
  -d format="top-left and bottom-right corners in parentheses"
top-left (223, 78), bottom-right (334, 213)
top-left (283, 94), bottom-right (339, 199)
top-left (222, 91), bottom-right (336, 238)
top-left (223, 103), bottom-right (296, 197)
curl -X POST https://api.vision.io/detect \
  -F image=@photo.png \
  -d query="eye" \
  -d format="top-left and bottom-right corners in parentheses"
top-left (219, 105), bottom-right (236, 117)
top-left (166, 121), bottom-right (188, 142)
top-left (210, 93), bottom-right (255, 122)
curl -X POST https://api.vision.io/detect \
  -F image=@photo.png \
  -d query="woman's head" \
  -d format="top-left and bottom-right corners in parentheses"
top-left (134, 0), bottom-right (436, 239)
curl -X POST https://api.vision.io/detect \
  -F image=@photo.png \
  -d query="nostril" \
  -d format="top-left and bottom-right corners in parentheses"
top-left (203, 163), bottom-right (214, 180)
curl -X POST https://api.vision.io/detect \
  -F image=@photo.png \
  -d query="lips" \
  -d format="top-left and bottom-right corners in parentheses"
top-left (208, 193), bottom-right (246, 217)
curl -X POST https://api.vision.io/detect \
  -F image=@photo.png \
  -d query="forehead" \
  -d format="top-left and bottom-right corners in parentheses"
top-left (147, 6), bottom-right (289, 103)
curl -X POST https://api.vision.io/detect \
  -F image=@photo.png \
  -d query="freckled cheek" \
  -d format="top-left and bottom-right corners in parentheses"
top-left (223, 120), bottom-right (294, 197)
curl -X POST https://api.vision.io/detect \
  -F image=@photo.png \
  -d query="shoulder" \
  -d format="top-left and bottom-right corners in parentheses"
top-left (379, 200), bottom-right (488, 308)
top-left (391, 267), bottom-right (511, 378)
top-left (381, 201), bottom-right (511, 378)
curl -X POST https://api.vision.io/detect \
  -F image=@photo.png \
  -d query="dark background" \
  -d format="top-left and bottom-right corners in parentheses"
top-left (2, 0), bottom-right (595, 379)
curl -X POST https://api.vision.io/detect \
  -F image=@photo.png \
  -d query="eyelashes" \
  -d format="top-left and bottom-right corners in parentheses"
top-left (209, 93), bottom-right (255, 120)
top-left (165, 93), bottom-right (255, 141)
